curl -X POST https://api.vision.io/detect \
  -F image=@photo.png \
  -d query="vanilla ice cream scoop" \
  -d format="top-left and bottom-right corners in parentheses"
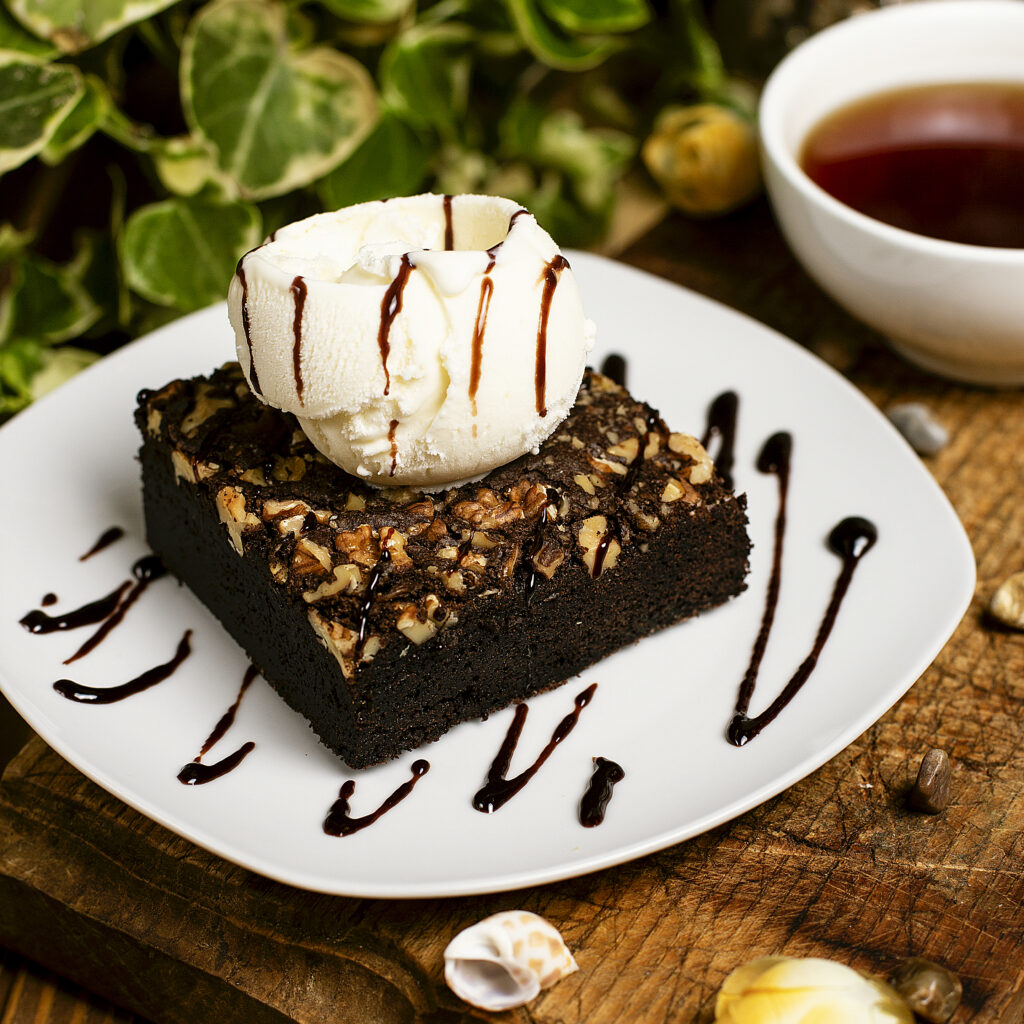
top-left (227, 194), bottom-right (595, 488)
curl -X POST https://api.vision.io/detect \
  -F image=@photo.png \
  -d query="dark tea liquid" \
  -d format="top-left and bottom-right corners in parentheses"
top-left (801, 82), bottom-right (1024, 248)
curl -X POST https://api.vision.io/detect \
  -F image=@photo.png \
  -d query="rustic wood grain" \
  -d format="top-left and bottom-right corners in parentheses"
top-left (2, 199), bottom-right (1023, 1024)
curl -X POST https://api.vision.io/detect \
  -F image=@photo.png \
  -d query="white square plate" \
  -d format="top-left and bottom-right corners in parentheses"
top-left (0, 253), bottom-right (974, 897)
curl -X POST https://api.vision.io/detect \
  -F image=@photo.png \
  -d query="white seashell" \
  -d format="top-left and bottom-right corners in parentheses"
top-left (443, 911), bottom-right (578, 1011)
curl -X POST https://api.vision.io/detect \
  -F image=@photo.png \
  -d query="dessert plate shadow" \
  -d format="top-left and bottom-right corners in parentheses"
top-left (0, 252), bottom-right (975, 898)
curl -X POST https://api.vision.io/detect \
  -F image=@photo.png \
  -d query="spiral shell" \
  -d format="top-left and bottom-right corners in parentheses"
top-left (443, 911), bottom-right (578, 1011)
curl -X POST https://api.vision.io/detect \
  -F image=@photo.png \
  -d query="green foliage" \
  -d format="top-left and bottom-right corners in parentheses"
top-left (0, 0), bottom-right (729, 421)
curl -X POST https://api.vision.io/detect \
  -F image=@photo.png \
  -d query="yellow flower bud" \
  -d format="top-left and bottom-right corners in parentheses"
top-left (642, 103), bottom-right (760, 216)
top-left (715, 956), bottom-right (915, 1024)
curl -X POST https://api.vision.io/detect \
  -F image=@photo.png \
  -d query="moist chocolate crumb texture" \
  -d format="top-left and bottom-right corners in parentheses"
top-left (135, 362), bottom-right (750, 769)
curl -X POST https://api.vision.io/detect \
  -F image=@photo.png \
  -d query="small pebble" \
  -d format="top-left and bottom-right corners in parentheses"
top-left (890, 957), bottom-right (962, 1023)
top-left (988, 570), bottom-right (1024, 630)
top-left (908, 748), bottom-right (951, 814)
top-left (886, 403), bottom-right (949, 455)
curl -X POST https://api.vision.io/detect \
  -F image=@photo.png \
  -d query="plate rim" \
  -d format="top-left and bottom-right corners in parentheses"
top-left (0, 251), bottom-right (977, 897)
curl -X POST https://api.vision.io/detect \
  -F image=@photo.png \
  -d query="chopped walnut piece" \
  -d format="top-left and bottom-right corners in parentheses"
top-left (662, 477), bottom-right (699, 504)
top-left (668, 433), bottom-right (714, 485)
top-left (574, 473), bottom-right (596, 495)
top-left (303, 563), bottom-right (363, 602)
top-left (531, 540), bottom-right (564, 579)
top-left (292, 537), bottom-right (333, 576)
top-left (587, 453), bottom-right (628, 477)
top-left (307, 610), bottom-right (357, 678)
top-left (335, 524), bottom-right (378, 567)
top-left (263, 499), bottom-right (311, 537)
top-left (578, 515), bottom-right (621, 578)
top-left (379, 526), bottom-right (412, 569)
top-left (239, 467), bottom-right (267, 486)
top-left (146, 408), bottom-right (162, 438)
top-left (271, 455), bottom-right (307, 482)
top-left (453, 491), bottom-right (524, 528)
top-left (608, 437), bottom-right (640, 463)
top-left (171, 450), bottom-right (196, 484)
top-left (181, 383), bottom-right (233, 436)
top-left (215, 486), bottom-right (260, 554)
top-left (345, 492), bottom-right (366, 511)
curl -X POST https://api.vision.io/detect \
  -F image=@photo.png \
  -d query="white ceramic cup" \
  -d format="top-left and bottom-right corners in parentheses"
top-left (759, 0), bottom-right (1024, 385)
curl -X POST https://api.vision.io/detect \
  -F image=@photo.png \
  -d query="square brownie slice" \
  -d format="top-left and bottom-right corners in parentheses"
top-left (136, 363), bottom-right (749, 768)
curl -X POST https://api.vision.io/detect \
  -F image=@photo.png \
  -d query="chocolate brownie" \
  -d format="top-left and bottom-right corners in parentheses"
top-left (135, 363), bottom-right (749, 768)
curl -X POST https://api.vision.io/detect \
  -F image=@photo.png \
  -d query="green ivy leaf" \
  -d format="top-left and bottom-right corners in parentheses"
top-left (318, 112), bottom-right (430, 208)
top-left (0, 337), bottom-right (42, 416)
top-left (539, 0), bottom-right (649, 34)
top-left (2, 237), bottom-right (105, 345)
top-left (30, 343), bottom-right (100, 398)
top-left (0, 56), bottom-right (82, 174)
top-left (121, 197), bottom-right (262, 311)
top-left (317, 0), bottom-right (413, 24)
top-left (40, 73), bottom-right (109, 164)
top-left (151, 134), bottom-right (236, 198)
top-left (503, 0), bottom-right (619, 71)
top-left (7, 0), bottom-right (183, 54)
top-left (0, 5), bottom-right (58, 59)
top-left (182, 0), bottom-right (378, 200)
top-left (379, 22), bottom-right (472, 133)
top-left (0, 223), bottom-right (34, 264)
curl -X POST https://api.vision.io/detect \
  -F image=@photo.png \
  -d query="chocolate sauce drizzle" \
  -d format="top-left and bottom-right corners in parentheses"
top-left (473, 683), bottom-right (598, 813)
top-left (727, 428), bottom-right (877, 745)
top-left (178, 742), bottom-right (255, 786)
top-left (579, 757), bottom-right (625, 827)
top-left (323, 759), bottom-right (430, 837)
top-left (388, 419), bottom-right (399, 477)
top-left (21, 581), bottom-right (130, 635)
top-left (357, 537), bottom-right (391, 643)
top-left (442, 194), bottom-right (454, 250)
top-left (54, 629), bottom-right (192, 704)
top-left (41, 593), bottom-right (57, 607)
top-left (535, 255), bottom-right (569, 418)
top-left (80, 526), bottom-right (124, 561)
top-left (469, 272), bottom-right (494, 417)
top-left (378, 254), bottom-right (414, 396)
top-left (63, 555), bottom-right (167, 665)
top-left (290, 275), bottom-right (307, 404)
top-left (590, 518), bottom-right (620, 579)
top-left (179, 664), bottom-right (258, 784)
top-left (235, 262), bottom-right (262, 396)
top-left (599, 353), bottom-right (627, 388)
top-left (700, 390), bottom-right (739, 490)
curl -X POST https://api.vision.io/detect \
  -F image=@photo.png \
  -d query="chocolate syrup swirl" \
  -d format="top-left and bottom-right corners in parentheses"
top-left (63, 555), bottom-right (167, 665)
top-left (357, 539), bottom-right (392, 643)
top-left (197, 665), bottom-right (258, 758)
top-left (473, 683), bottom-right (598, 813)
top-left (378, 254), bottom-right (414, 396)
top-left (80, 526), bottom-right (124, 561)
top-left (523, 489), bottom-right (558, 608)
top-left (535, 255), bottom-right (569, 417)
top-left (701, 391), bottom-right (739, 490)
top-left (727, 429), bottom-right (877, 745)
top-left (21, 581), bottom-right (129, 635)
top-left (600, 353), bottom-right (627, 388)
top-left (235, 262), bottom-right (262, 396)
top-left (388, 419), bottom-right (399, 477)
top-left (290, 275), bottom-right (307, 404)
top-left (323, 759), bottom-right (430, 837)
top-left (591, 518), bottom-right (620, 579)
top-left (443, 194), bottom-right (454, 250)
top-left (469, 272), bottom-right (494, 416)
top-left (54, 630), bottom-right (192, 704)
top-left (178, 742), bottom-right (255, 786)
top-left (177, 663), bottom-right (258, 785)
top-left (579, 757), bottom-right (625, 827)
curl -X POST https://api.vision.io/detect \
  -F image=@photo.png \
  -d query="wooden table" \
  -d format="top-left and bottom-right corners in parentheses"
top-left (3, 199), bottom-right (1023, 1024)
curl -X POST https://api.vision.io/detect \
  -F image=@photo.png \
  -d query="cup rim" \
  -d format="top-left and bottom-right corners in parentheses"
top-left (758, 0), bottom-right (1024, 264)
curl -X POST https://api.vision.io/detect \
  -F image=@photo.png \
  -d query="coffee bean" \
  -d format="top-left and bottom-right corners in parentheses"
top-left (886, 403), bottom-right (949, 456)
top-left (890, 957), bottom-right (962, 1023)
top-left (908, 747), bottom-right (951, 814)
